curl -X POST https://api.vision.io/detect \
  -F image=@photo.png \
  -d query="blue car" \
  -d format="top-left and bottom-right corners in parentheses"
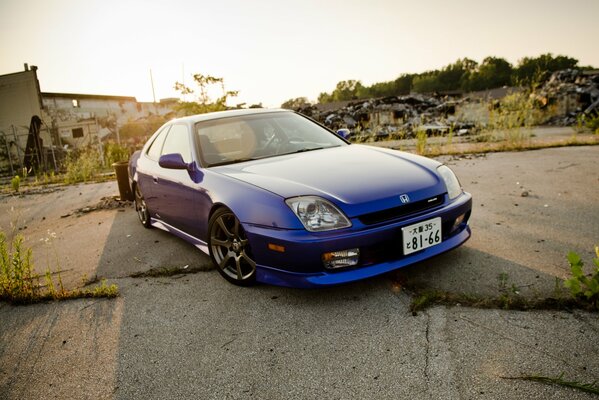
top-left (129, 109), bottom-right (472, 288)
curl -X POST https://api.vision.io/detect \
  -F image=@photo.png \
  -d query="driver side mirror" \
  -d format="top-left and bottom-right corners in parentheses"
top-left (336, 128), bottom-right (351, 140)
top-left (159, 153), bottom-right (189, 170)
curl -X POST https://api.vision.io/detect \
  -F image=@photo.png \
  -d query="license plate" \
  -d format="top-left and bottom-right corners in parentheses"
top-left (402, 217), bottom-right (442, 255)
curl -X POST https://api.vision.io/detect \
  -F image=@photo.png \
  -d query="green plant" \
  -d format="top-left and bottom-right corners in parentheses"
top-left (579, 113), bottom-right (599, 134)
top-left (497, 272), bottom-right (509, 290)
top-left (0, 230), bottom-right (118, 304)
top-left (11, 175), bottom-right (20, 192)
top-left (415, 129), bottom-right (427, 155)
top-left (564, 246), bottom-right (599, 309)
top-left (63, 147), bottom-right (103, 184)
top-left (0, 232), bottom-right (36, 302)
top-left (103, 141), bottom-right (131, 166)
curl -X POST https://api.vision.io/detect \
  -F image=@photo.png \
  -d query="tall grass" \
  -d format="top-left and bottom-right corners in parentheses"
top-left (415, 129), bottom-right (427, 155)
top-left (63, 142), bottom-right (130, 184)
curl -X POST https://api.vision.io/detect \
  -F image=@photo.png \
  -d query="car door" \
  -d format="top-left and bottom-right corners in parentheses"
top-left (137, 125), bottom-right (171, 216)
top-left (152, 123), bottom-right (202, 236)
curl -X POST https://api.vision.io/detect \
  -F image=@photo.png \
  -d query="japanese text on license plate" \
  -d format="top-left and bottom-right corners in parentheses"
top-left (402, 217), bottom-right (442, 255)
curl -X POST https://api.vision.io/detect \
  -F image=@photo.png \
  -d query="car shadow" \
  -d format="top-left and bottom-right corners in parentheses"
top-left (95, 208), bottom-right (213, 280)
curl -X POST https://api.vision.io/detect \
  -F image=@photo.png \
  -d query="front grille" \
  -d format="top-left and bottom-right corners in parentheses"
top-left (358, 195), bottom-right (444, 225)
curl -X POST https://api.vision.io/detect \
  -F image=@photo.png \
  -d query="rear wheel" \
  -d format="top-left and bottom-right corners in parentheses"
top-left (208, 208), bottom-right (257, 286)
top-left (134, 184), bottom-right (151, 228)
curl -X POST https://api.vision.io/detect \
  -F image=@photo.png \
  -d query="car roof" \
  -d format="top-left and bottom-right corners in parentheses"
top-left (168, 108), bottom-right (291, 125)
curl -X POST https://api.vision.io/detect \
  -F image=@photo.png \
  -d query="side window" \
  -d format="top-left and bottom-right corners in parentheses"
top-left (146, 126), bottom-right (170, 160)
top-left (161, 124), bottom-right (192, 163)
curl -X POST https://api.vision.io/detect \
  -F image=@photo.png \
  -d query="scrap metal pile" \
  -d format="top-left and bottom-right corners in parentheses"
top-left (295, 94), bottom-right (474, 139)
top-left (537, 69), bottom-right (599, 126)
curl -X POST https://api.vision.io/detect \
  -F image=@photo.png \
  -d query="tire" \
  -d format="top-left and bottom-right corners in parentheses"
top-left (208, 208), bottom-right (257, 286)
top-left (134, 183), bottom-right (152, 229)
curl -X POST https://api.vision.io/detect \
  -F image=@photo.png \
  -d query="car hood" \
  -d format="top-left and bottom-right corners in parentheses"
top-left (213, 145), bottom-right (446, 217)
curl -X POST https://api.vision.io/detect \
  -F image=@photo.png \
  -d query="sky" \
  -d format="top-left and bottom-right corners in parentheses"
top-left (1, 0), bottom-right (598, 108)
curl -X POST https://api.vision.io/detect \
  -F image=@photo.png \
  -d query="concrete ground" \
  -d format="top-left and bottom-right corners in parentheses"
top-left (0, 145), bottom-right (598, 399)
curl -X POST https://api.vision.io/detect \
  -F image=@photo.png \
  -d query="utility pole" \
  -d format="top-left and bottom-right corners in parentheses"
top-left (149, 68), bottom-right (157, 104)
top-left (150, 68), bottom-right (158, 115)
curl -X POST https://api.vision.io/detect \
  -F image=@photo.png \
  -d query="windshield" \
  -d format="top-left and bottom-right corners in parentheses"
top-left (195, 112), bottom-right (347, 167)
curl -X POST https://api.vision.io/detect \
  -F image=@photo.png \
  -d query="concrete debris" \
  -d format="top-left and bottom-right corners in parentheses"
top-left (291, 69), bottom-right (599, 139)
top-left (536, 69), bottom-right (599, 126)
top-left (61, 196), bottom-right (132, 218)
top-left (296, 94), bottom-right (475, 140)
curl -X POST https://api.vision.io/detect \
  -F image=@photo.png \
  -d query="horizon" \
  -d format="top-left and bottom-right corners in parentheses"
top-left (1, 0), bottom-right (598, 108)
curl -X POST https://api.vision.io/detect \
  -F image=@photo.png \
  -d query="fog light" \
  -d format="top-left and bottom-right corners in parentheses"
top-left (322, 248), bottom-right (360, 269)
top-left (451, 213), bottom-right (465, 232)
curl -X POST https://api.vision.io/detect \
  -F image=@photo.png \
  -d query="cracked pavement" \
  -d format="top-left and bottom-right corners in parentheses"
top-left (1, 145), bottom-right (598, 399)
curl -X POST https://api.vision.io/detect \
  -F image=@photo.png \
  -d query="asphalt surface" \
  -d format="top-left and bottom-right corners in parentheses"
top-left (1, 145), bottom-right (598, 399)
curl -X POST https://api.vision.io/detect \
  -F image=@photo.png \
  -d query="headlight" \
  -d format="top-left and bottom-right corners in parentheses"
top-left (437, 165), bottom-right (462, 200)
top-left (285, 196), bottom-right (351, 232)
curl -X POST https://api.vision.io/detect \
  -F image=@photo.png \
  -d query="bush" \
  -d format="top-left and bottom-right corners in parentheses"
top-left (63, 147), bottom-right (103, 184)
top-left (104, 142), bottom-right (130, 165)
top-left (489, 91), bottom-right (543, 131)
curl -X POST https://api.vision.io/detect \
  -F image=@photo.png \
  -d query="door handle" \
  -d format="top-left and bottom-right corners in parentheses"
top-left (153, 177), bottom-right (158, 184)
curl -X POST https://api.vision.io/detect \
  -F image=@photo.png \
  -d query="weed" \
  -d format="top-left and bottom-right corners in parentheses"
top-left (64, 147), bottom-right (103, 184)
top-left (130, 264), bottom-right (213, 278)
top-left (503, 374), bottom-right (599, 395)
top-left (488, 91), bottom-right (543, 131)
top-left (0, 233), bottom-right (36, 302)
top-left (415, 129), bottom-right (427, 155)
top-left (0, 231), bottom-right (118, 304)
top-left (564, 246), bottom-right (599, 310)
top-left (408, 288), bottom-right (582, 313)
top-left (11, 175), bottom-right (20, 192)
top-left (104, 141), bottom-right (131, 166)
top-left (497, 272), bottom-right (509, 290)
top-left (446, 126), bottom-right (454, 149)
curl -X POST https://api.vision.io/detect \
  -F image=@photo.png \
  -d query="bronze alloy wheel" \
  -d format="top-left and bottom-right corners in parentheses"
top-left (208, 208), bottom-right (257, 285)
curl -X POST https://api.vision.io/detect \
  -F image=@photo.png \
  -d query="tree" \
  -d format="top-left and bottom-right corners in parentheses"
top-left (514, 53), bottom-right (578, 85)
top-left (331, 80), bottom-right (365, 101)
top-left (317, 92), bottom-right (333, 103)
top-left (174, 73), bottom-right (239, 116)
top-left (412, 58), bottom-right (477, 93)
top-left (281, 97), bottom-right (311, 109)
top-left (463, 57), bottom-right (513, 91)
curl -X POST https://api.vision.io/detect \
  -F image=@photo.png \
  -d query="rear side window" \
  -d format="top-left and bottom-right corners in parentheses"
top-left (146, 126), bottom-right (170, 160)
top-left (161, 124), bottom-right (192, 163)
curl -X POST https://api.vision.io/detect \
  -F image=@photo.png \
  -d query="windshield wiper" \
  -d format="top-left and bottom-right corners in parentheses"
top-left (208, 157), bottom-right (257, 167)
top-left (279, 145), bottom-right (339, 156)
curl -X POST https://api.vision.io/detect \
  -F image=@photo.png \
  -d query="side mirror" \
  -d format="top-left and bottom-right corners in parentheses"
top-left (159, 153), bottom-right (189, 170)
top-left (336, 128), bottom-right (351, 139)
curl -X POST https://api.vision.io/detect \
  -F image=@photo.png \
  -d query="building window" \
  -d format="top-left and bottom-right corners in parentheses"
top-left (72, 128), bottom-right (84, 138)
top-left (72, 99), bottom-right (80, 108)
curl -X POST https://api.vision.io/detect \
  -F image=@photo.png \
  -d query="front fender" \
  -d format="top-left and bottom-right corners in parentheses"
top-left (202, 170), bottom-right (303, 230)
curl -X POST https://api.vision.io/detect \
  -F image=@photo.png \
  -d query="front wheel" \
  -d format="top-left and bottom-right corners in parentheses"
top-left (208, 208), bottom-right (257, 286)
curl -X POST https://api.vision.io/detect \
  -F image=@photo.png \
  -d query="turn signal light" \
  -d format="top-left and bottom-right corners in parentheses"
top-left (268, 243), bottom-right (285, 253)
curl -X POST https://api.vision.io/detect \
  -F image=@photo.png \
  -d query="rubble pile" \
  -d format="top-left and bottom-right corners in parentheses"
top-left (296, 94), bottom-right (474, 139)
top-left (537, 69), bottom-right (599, 126)
top-left (61, 196), bottom-right (132, 218)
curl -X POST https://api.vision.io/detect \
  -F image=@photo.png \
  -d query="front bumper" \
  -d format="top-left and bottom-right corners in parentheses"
top-left (244, 192), bottom-right (472, 288)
